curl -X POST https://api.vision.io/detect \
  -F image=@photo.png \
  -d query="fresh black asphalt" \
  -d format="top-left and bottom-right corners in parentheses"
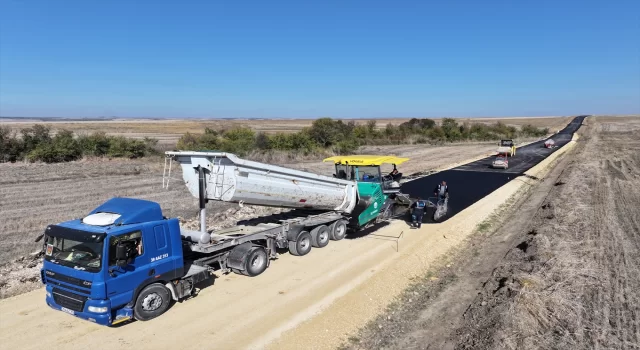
top-left (400, 116), bottom-right (586, 223)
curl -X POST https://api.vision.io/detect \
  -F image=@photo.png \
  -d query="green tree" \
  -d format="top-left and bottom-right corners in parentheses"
top-left (21, 124), bottom-right (51, 154)
top-left (28, 129), bottom-right (82, 163)
top-left (0, 126), bottom-right (23, 162)
top-left (441, 118), bottom-right (461, 141)
top-left (428, 126), bottom-right (446, 141)
top-left (221, 127), bottom-right (256, 155)
top-left (255, 132), bottom-right (271, 150)
top-left (78, 132), bottom-right (111, 156)
top-left (176, 132), bottom-right (201, 150)
top-left (308, 118), bottom-right (347, 147)
top-left (107, 136), bottom-right (146, 158)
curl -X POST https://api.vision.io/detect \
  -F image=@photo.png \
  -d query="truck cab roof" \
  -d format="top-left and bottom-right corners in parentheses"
top-left (52, 197), bottom-right (165, 235)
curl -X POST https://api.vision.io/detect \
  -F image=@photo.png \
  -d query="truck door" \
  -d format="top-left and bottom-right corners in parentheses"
top-left (149, 224), bottom-right (177, 277)
top-left (104, 229), bottom-right (152, 309)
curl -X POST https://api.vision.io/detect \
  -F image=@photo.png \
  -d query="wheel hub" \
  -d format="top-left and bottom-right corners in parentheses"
top-left (141, 292), bottom-right (162, 311)
top-left (300, 237), bottom-right (310, 249)
top-left (251, 254), bottom-right (265, 268)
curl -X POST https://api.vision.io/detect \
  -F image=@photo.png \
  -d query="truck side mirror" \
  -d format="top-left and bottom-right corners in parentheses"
top-left (115, 241), bottom-right (135, 267)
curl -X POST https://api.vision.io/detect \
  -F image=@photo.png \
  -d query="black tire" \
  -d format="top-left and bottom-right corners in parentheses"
top-left (133, 283), bottom-right (171, 321)
top-left (288, 230), bottom-right (312, 256)
top-left (329, 220), bottom-right (347, 241)
top-left (243, 246), bottom-right (268, 277)
top-left (310, 225), bottom-right (330, 248)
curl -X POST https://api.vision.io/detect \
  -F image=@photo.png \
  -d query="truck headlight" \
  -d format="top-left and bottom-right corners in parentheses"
top-left (88, 306), bottom-right (108, 313)
top-left (46, 291), bottom-right (51, 298)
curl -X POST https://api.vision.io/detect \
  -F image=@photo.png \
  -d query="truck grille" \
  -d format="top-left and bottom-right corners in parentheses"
top-left (52, 288), bottom-right (87, 312)
top-left (44, 270), bottom-right (92, 289)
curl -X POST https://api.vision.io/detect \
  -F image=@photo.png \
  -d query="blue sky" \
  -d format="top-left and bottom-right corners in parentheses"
top-left (1, 0), bottom-right (639, 118)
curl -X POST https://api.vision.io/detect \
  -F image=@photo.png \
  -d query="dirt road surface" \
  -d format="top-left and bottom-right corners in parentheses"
top-left (0, 125), bottom-right (579, 350)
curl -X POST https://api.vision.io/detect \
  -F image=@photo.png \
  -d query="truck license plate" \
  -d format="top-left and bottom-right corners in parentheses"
top-left (61, 307), bottom-right (75, 315)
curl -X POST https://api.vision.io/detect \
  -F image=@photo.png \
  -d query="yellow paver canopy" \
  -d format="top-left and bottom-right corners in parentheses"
top-left (323, 155), bottom-right (410, 166)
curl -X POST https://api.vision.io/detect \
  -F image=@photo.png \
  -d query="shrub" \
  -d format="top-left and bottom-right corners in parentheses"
top-left (255, 132), bottom-right (271, 150)
top-left (308, 118), bottom-right (352, 147)
top-left (1, 124), bottom-right (156, 163)
top-left (27, 129), bottom-right (82, 163)
top-left (78, 132), bottom-right (111, 156)
top-left (333, 139), bottom-right (359, 155)
top-left (20, 124), bottom-right (52, 156)
top-left (0, 126), bottom-right (23, 162)
top-left (220, 127), bottom-right (256, 156)
top-left (107, 136), bottom-right (147, 158)
top-left (171, 117), bottom-right (551, 158)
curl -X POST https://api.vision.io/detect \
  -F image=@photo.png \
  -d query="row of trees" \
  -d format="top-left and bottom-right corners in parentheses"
top-left (176, 117), bottom-right (550, 156)
top-left (0, 125), bottom-right (158, 163)
top-left (0, 118), bottom-right (550, 163)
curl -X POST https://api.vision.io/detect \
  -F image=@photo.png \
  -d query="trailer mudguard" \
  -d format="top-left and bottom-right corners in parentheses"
top-left (285, 224), bottom-right (306, 242)
top-left (226, 243), bottom-right (255, 271)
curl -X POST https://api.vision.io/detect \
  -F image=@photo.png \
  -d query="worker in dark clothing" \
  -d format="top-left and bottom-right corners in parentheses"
top-left (384, 165), bottom-right (399, 181)
top-left (410, 197), bottom-right (427, 228)
top-left (434, 181), bottom-right (449, 201)
top-left (389, 166), bottom-right (399, 177)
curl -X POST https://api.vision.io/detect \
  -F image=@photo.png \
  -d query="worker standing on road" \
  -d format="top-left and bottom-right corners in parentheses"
top-left (434, 181), bottom-right (449, 201)
top-left (410, 197), bottom-right (427, 228)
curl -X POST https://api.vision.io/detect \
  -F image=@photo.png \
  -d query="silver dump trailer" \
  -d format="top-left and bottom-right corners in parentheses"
top-left (165, 151), bottom-right (358, 213)
top-left (162, 151), bottom-right (362, 264)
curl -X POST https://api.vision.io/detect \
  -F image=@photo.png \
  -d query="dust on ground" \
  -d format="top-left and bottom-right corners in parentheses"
top-left (340, 116), bottom-right (640, 349)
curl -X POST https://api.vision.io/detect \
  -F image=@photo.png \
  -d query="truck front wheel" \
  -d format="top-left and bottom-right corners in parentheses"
top-left (289, 231), bottom-right (312, 256)
top-left (133, 284), bottom-right (171, 321)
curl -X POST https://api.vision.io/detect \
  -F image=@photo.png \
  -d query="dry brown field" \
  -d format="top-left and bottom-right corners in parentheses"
top-left (2, 116), bottom-right (575, 146)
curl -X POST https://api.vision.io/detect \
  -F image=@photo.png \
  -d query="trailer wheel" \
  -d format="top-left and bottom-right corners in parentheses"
top-left (289, 231), bottom-right (312, 256)
top-left (243, 246), bottom-right (268, 277)
top-left (310, 225), bottom-right (330, 248)
top-left (329, 220), bottom-right (347, 241)
top-left (133, 283), bottom-right (171, 321)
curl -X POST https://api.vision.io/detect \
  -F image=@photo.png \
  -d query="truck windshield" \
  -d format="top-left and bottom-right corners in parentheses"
top-left (43, 225), bottom-right (105, 273)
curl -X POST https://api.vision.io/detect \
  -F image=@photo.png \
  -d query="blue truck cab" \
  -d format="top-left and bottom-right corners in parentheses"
top-left (41, 197), bottom-right (186, 326)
